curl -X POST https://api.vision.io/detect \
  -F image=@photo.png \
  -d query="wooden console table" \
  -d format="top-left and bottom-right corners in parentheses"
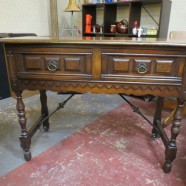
top-left (1, 36), bottom-right (186, 173)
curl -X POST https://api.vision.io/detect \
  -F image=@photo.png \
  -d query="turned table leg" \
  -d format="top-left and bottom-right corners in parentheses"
top-left (163, 98), bottom-right (184, 173)
top-left (16, 91), bottom-right (31, 161)
top-left (151, 96), bottom-right (164, 139)
top-left (40, 90), bottom-right (49, 131)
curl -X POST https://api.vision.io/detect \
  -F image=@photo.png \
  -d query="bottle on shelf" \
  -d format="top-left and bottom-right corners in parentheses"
top-left (132, 20), bottom-right (138, 35)
top-left (85, 14), bottom-right (92, 33)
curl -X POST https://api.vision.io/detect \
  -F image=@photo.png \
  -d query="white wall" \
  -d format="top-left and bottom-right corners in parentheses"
top-left (168, 0), bottom-right (186, 34)
top-left (0, 0), bottom-right (186, 38)
top-left (0, 0), bottom-right (50, 36)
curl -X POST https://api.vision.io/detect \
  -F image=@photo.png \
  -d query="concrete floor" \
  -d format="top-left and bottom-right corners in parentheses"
top-left (1, 94), bottom-right (186, 185)
top-left (0, 91), bottom-right (123, 177)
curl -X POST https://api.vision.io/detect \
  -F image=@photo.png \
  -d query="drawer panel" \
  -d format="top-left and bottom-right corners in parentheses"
top-left (155, 60), bottom-right (174, 73)
top-left (23, 55), bottom-right (88, 74)
top-left (24, 56), bottom-right (45, 71)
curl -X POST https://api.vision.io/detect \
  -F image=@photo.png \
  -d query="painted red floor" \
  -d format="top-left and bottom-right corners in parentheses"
top-left (0, 99), bottom-right (186, 186)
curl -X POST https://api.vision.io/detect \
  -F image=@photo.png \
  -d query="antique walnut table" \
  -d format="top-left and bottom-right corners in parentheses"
top-left (1, 36), bottom-right (186, 173)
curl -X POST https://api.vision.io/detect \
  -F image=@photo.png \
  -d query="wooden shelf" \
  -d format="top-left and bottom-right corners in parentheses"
top-left (82, 0), bottom-right (171, 38)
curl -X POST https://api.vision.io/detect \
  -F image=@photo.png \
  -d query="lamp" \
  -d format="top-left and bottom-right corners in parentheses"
top-left (64, 0), bottom-right (80, 37)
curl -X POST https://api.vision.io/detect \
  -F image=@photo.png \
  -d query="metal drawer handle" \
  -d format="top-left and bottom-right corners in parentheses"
top-left (48, 60), bottom-right (58, 72)
top-left (137, 63), bottom-right (148, 74)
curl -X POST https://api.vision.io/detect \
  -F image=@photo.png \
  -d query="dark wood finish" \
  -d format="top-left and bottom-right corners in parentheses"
top-left (2, 36), bottom-right (186, 173)
top-left (82, 0), bottom-right (169, 37)
top-left (164, 98), bottom-right (184, 173)
top-left (16, 91), bottom-right (32, 161)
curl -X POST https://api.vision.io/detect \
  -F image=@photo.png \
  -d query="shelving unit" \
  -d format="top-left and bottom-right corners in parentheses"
top-left (82, 0), bottom-right (171, 38)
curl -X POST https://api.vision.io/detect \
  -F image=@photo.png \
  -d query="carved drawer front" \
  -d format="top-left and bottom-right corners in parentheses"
top-left (15, 48), bottom-right (92, 80)
top-left (101, 51), bottom-right (184, 83)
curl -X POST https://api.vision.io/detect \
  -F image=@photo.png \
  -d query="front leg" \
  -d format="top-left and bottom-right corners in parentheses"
top-left (163, 98), bottom-right (184, 173)
top-left (16, 91), bottom-right (31, 161)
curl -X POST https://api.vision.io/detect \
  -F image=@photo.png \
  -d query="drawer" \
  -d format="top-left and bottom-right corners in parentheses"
top-left (14, 48), bottom-right (92, 81)
top-left (101, 49), bottom-right (185, 83)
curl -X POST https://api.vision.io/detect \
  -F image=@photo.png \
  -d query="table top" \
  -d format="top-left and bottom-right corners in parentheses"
top-left (1, 36), bottom-right (186, 47)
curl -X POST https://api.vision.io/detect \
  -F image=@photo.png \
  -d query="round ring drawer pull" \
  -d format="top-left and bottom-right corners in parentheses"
top-left (48, 60), bottom-right (58, 72)
top-left (137, 63), bottom-right (148, 74)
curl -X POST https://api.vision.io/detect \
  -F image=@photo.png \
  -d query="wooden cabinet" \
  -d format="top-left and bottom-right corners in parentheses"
top-left (82, 0), bottom-right (171, 38)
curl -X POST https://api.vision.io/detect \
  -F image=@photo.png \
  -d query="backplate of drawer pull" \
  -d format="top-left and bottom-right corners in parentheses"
top-left (47, 60), bottom-right (58, 72)
top-left (137, 63), bottom-right (148, 74)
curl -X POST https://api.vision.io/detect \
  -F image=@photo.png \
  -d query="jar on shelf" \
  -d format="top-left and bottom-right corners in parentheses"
top-left (110, 25), bottom-right (116, 33)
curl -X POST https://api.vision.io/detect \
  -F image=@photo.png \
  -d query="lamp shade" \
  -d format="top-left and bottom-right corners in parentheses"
top-left (64, 0), bottom-right (80, 12)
